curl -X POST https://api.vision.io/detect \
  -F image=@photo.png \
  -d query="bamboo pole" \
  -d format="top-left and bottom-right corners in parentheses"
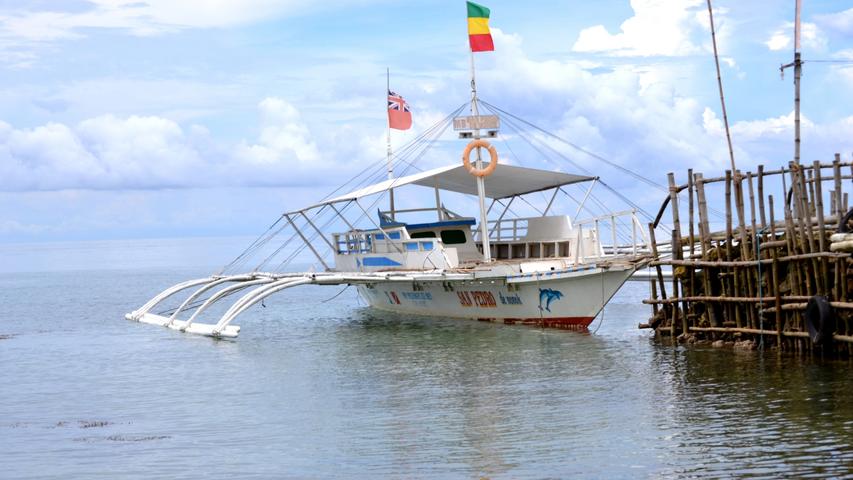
top-left (813, 160), bottom-right (830, 296)
top-left (769, 195), bottom-right (784, 347)
top-left (758, 165), bottom-right (767, 228)
top-left (647, 223), bottom-right (668, 307)
top-left (687, 169), bottom-right (696, 308)
top-left (834, 154), bottom-right (843, 218)
top-left (762, 301), bottom-right (853, 311)
top-left (695, 172), bottom-right (718, 327)
top-left (686, 327), bottom-right (853, 344)
top-left (644, 295), bottom-right (814, 305)
top-left (651, 251), bottom-right (847, 267)
top-left (672, 230), bottom-right (682, 337)
top-left (725, 171), bottom-right (741, 328)
top-left (802, 166), bottom-right (822, 296)
top-left (667, 173), bottom-right (683, 337)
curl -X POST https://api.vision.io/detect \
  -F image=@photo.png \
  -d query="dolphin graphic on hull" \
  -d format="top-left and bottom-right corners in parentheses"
top-left (538, 288), bottom-right (564, 312)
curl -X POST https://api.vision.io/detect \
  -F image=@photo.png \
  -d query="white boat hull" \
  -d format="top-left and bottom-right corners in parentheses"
top-left (357, 266), bottom-right (632, 329)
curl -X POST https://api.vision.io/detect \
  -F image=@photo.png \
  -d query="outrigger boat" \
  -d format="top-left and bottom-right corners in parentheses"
top-left (126, 11), bottom-right (653, 338)
top-left (126, 121), bottom-right (652, 337)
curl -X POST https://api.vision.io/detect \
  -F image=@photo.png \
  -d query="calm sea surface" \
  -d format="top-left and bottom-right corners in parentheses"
top-left (1, 238), bottom-right (852, 479)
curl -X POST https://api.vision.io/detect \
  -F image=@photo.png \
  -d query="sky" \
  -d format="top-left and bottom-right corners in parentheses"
top-left (0, 0), bottom-right (851, 244)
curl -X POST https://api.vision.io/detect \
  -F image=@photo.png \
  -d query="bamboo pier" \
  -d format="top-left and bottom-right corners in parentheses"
top-left (642, 156), bottom-right (853, 356)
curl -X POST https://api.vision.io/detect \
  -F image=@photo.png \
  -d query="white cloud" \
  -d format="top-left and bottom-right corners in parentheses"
top-left (572, 0), bottom-right (712, 57)
top-left (702, 108), bottom-right (853, 166)
top-left (814, 8), bottom-right (853, 35)
top-left (764, 22), bottom-right (827, 52)
top-left (0, 97), bottom-right (368, 191)
top-left (0, 0), bottom-right (376, 67)
top-left (234, 97), bottom-right (321, 171)
top-left (0, 1), bottom-right (362, 40)
top-left (765, 30), bottom-right (790, 51)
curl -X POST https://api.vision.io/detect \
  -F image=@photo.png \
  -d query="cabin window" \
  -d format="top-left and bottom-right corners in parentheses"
top-left (410, 231), bottom-right (436, 239)
top-left (375, 231), bottom-right (401, 241)
top-left (440, 229), bottom-right (467, 245)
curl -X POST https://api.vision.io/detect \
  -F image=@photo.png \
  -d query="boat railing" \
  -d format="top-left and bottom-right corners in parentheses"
top-left (333, 228), bottom-right (446, 255)
top-left (574, 209), bottom-right (650, 257)
top-left (483, 217), bottom-right (529, 242)
top-left (476, 210), bottom-right (649, 263)
top-left (379, 205), bottom-right (465, 221)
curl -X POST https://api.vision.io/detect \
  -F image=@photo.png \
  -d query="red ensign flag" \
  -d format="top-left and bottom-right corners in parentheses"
top-left (388, 90), bottom-right (412, 130)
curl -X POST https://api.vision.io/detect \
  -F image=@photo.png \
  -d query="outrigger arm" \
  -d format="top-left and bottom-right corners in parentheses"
top-left (126, 270), bottom-right (477, 338)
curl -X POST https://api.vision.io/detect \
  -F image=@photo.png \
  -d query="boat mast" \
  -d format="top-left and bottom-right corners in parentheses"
top-left (386, 67), bottom-right (396, 220)
top-left (469, 52), bottom-right (492, 262)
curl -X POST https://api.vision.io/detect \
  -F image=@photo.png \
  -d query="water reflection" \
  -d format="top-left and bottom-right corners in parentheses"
top-left (1, 268), bottom-right (851, 479)
top-left (650, 346), bottom-right (853, 478)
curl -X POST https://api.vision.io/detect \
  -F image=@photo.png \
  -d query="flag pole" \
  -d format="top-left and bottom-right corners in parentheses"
top-left (469, 48), bottom-right (492, 262)
top-left (386, 67), bottom-right (395, 220)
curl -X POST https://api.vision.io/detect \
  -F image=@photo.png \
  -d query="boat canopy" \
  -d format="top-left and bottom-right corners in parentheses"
top-left (312, 163), bottom-right (595, 209)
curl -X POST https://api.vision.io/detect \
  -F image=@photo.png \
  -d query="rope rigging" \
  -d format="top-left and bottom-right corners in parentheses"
top-left (219, 96), bottom-right (692, 274)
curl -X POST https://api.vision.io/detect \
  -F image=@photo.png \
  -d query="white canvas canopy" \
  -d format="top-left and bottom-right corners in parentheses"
top-left (311, 163), bottom-right (594, 209)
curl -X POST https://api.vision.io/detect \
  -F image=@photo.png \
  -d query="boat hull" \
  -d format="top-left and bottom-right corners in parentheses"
top-left (356, 267), bottom-right (633, 329)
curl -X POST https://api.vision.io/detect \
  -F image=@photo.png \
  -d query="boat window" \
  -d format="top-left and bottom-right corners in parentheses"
top-left (375, 231), bottom-right (401, 241)
top-left (410, 231), bottom-right (436, 239)
top-left (440, 229), bottom-right (467, 245)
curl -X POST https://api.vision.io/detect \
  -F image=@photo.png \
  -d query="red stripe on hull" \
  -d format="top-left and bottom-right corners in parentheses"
top-left (499, 316), bottom-right (595, 331)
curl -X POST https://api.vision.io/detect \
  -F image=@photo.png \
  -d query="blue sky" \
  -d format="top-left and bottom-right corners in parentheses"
top-left (0, 0), bottom-right (851, 243)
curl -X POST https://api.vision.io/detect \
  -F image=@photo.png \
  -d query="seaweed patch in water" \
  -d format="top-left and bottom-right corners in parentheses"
top-left (2, 422), bottom-right (33, 429)
top-left (78, 420), bottom-right (112, 429)
top-left (73, 435), bottom-right (170, 443)
top-left (106, 435), bottom-right (171, 442)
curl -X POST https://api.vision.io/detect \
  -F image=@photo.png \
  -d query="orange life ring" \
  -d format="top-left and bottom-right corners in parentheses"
top-left (462, 139), bottom-right (498, 177)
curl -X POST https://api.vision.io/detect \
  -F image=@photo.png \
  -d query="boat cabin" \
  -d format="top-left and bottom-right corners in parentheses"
top-left (322, 162), bottom-right (644, 272)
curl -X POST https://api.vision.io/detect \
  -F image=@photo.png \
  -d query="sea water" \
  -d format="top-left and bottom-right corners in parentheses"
top-left (1, 238), bottom-right (851, 479)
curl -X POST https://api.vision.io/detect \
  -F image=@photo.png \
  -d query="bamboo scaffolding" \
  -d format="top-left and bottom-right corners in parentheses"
top-left (644, 159), bottom-right (853, 355)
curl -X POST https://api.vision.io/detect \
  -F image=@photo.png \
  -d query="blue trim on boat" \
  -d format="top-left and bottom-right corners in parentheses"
top-left (374, 232), bottom-right (402, 241)
top-left (406, 219), bottom-right (476, 230)
top-left (362, 256), bottom-right (403, 267)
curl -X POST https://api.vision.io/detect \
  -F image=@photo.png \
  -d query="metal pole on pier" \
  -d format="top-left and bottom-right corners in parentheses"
top-left (780, 0), bottom-right (803, 165)
top-left (793, 0), bottom-right (803, 165)
top-left (469, 51), bottom-right (492, 262)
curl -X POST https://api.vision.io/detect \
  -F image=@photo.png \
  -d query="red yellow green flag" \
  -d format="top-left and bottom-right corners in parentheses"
top-left (467, 1), bottom-right (494, 52)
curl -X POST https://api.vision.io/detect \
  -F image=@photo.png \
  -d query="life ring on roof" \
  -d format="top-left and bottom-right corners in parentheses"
top-left (462, 139), bottom-right (498, 178)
